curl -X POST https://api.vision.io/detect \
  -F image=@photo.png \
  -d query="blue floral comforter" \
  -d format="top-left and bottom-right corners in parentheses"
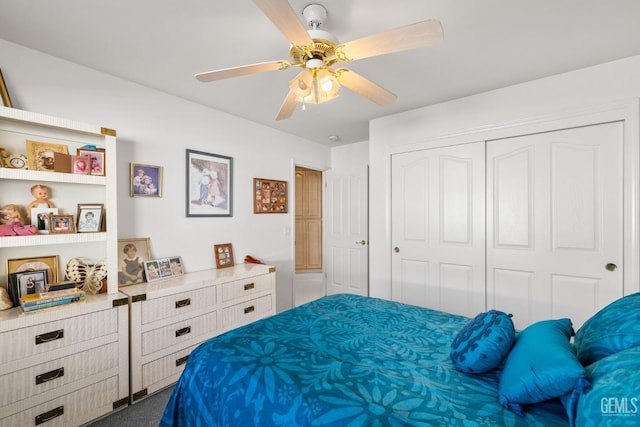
top-left (160, 294), bottom-right (568, 426)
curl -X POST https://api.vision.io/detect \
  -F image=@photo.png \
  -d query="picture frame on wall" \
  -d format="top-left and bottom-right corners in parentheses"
top-left (253, 178), bottom-right (288, 213)
top-left (8, 255), bottom-right (59, 284)
top-left (76, 203), bottom-right (104, 233)
top-left (117, 238), bottom-right (152, 286)
top-left (130, 163), bottom-right (163, 197)
top-left (213, 243), bottom-right (234, 269)
top-left (186, 149), bottom-right (233, 217)
top-left (77, 148), bottom-right (106, 176)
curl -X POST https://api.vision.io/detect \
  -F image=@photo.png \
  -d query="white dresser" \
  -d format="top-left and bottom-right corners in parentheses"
top-left (120, 263), bottom-right (276, 402)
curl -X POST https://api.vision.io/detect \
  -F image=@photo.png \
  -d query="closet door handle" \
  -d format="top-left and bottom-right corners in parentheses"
top-left (605, 263), bottom-right (617, 271)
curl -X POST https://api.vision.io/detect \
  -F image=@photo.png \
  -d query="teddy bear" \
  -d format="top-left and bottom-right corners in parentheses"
top-left (0, 221), bottom-right (37, 236)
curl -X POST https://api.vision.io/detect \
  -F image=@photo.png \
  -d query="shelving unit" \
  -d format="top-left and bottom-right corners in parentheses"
top-left (0, 106), bottom-right (128, 426)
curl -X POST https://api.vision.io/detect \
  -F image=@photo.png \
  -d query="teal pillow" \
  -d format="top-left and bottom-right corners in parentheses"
top-left (574, 292), bottom-right (640, 365)
top-left (569, 346), bottom-right (640, 427)
top-left (498, 318), bottom-right (591, 416)
top-left (450, 310), bottom-right (515, 373)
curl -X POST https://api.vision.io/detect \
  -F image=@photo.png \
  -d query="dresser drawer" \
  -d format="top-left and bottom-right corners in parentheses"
top-left (222, 294), bottom-right (273, 329)
top-left (0, 376), bottom-right (118, 427)
top-left (0, 342), bottom-right (118, 409)
top-left (0, 309), bottom-right (117, 364)
top-left (142, 345), bottom-right (197, 391)
top-left (221, 273), bottom-right (273, 303)
top-left (141, 286), bottom-right (216, 325)
top-left (142, 311), bottom-right (217, 356)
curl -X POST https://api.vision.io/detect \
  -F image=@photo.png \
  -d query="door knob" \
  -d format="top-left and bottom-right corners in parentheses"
top-left (605, 263), bottom-right (617, 272)
top-left (356, 240), bottom-right (367, 245)
top-left (394, 247), bottom-right (400, 253)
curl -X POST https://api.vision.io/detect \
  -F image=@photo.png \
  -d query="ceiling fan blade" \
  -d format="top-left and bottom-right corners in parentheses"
top-left (195, 61), bottom-right (289, 82)
top-left (339, 19), bottom-right (443, 61)
top-left (253, 0), bottom-right (314, 46)
top-left (276, 89), bottom-right (298, 121)
top-left (337, 69), bottom-right (397, 106)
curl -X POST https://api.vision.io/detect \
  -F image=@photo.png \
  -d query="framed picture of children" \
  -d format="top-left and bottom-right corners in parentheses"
top-left (48, 214), bottom-right (76, 234)
top-left (186, 149), bottom-right (232, 217)
top-left (117, 238), bottom-right (152, 286)
top-left (130, 163), bottom-right (163, 197)
top-left (76, 203), bottom-right (104, 233)
top-left (77, 148), bottom-right (106, 176)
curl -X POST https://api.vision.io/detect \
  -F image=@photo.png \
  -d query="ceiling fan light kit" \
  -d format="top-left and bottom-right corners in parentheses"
top-left (196, 0), bottom-right (443, 120)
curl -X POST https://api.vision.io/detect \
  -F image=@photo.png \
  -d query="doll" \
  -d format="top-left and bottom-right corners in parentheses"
top-left (27, 184), bottom-right (55, 212)
top-left (0, 204), bottom-right (25, 225)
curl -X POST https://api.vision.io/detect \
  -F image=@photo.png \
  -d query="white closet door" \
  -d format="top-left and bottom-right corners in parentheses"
top-left (486, 122), bottom-right (624, 329)
top-left (391, 142), bottom-right (486, 317)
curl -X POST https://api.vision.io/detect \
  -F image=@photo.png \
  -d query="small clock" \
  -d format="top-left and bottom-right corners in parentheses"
top-left (7, 153), bottom-right (28, 169)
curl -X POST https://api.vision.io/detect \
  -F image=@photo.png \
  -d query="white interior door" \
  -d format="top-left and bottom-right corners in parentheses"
top-left (325, 163), bottom-right (369, 296)
top-left (391, 142), bottom-right (486, 317)
top-left (486, 122), bottom-right (624, 329)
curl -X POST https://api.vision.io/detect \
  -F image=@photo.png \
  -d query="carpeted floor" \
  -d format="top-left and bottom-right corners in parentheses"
top-left (86, 386), bottom-right (173, 427)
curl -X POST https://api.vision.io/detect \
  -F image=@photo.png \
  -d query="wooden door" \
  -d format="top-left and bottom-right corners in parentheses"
top-left (391, 142), bottom-right (486, 317)
top-left (486, 122), bottom-right (624, 329)
top-left (295, 167), bottom-right (323, 271)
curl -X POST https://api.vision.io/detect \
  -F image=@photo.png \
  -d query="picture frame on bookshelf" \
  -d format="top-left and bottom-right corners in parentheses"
top-left (117, 237), bottom-right (152, 286)
top-left (25, 140), bottom-right (69, 172)
top-left (49, 214), bottom-right (76, 234)
top-left (77, 148), bottom-right (106, 176)
top-left (76, 204), bottom-right (103, 233)
top-left (213, 243), bottom-right (234, 269)
top-left (30, 207), bottom-right (59, 233)
top-left (7, 269), bottom-right (48, 307)
top-left (130, 163), bottom-right (162, 197)
top-left (186, 149), bottom-right (233, 217)
top-left (8, 255), bottom-right (59, 284)
top-left (72, 155), bottom-right (92, 175)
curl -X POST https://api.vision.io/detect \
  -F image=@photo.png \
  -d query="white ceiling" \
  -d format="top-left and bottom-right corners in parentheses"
top-left (2, 0), bottom-right (640, 146)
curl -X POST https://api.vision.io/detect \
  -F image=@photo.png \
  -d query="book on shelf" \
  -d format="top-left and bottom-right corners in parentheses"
top-left (20, 288), bottom-right (86, 312)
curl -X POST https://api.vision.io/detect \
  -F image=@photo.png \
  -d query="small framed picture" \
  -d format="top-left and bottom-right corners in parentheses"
top-left (16, 270), bottom-right (48, 296)
top-left (253, 178), bottom-right (288, 213)
top-left (143, 260), bottom-right (162, 282)
top-left (49, 214), bottom-right (76, 234)
top-left (72, 155), bottom-right (92, 175)
top-left (130, 163), bottom-right (163, 197)
top-left (8, 255), bottom-right (59, 284)
top-left (169, 256), bottom-right (184, 276)
top-left (117, 238), bottom-right (152, 286)
top-left (77, 148), bottom-right (106, 176)
top-left (29, 207), bottom-right (58, 233)
top-left (25, 140), bottom-right (69, 172)
top-left (213, 243), bottom-right (234, 269)
top-left (76, 204), bottom-right (104, 233)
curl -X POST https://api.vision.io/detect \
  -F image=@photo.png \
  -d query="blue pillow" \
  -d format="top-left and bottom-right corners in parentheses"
top-left (450, 310), bottom-right (515, 373)
top-left (568, 346), bottom-right (640, 427)
top-left (498, 318), bottom-right (591, 416)
top-left (574, 292), bottom-right (640, 365)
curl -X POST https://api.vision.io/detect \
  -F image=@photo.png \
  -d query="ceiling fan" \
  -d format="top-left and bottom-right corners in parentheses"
top-left (195, 0), bottom-right (443, 120)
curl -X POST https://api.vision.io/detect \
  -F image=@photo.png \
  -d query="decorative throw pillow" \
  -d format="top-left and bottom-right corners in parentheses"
top-left (568, 346), bottom-right (640, 427)
top-left (450, 310), bottom-right (515, 373)
top-left (574, 292), bottom-right (640, 365)
top-left (498, 318), bottom-right (591, 416)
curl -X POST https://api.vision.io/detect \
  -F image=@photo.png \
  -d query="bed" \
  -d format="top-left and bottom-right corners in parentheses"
top-left (160, 293), bottom-right (640, 427)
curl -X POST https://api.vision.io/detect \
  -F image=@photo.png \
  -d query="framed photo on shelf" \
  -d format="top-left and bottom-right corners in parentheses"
top-left (25, 140), bottom-right (69, 172)
top-left (117, 238), bottom-right (152, 286)
top-left (72, 155), bottom-right (92, 175)
top-left (30, 207), bottom-right (59, 233)
top-left (130, 163), bottom-right (162, 197)
top-left (48, 214), bottom-right (76, 234)
top-left (77, 148), bottom-right (106, 176)
top-left (8, 255), bottom-right (59, 284)
top-left (253, 178), bottom-right (288, 214)
top-left (186, 149), bottom-right (233, 217)
top-left (213, 243), bottom-right (234, 269)
top-left (76, 204), bottom-right (103, 233)
top-left (7, 269), bottom-right (48, 306)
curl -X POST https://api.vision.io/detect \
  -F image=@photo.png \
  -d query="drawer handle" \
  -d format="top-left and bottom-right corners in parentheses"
top-left (244, 305), bottom-right (255, 314)
top-left (175, 326), bottom-right (191, 337)
top-left (36, 367), bottom-right (65, 385)
top-left (176, 355), bottom-right (189, 367)
top-left (244, 283), bottom-right (255, 291)
top-left (35, 329), bottom-right (64, 345)
top-left (175, 298), bottom-right (191, 308)
top-left (36, 406), bottom-right (64, 425)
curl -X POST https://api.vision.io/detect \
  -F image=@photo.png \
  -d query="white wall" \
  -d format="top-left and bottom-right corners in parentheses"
top-left (0, 39), bottom-right (331, 312)
top-left (369, 54), bottom-right (640, 299)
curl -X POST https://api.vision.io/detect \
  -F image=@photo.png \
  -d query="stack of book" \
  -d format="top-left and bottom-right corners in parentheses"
top-left (19, 283), bottom-right (86, 312)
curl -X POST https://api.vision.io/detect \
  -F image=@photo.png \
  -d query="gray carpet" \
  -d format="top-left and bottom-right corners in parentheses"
top-left (86, 386), bottom-right (173, 427)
